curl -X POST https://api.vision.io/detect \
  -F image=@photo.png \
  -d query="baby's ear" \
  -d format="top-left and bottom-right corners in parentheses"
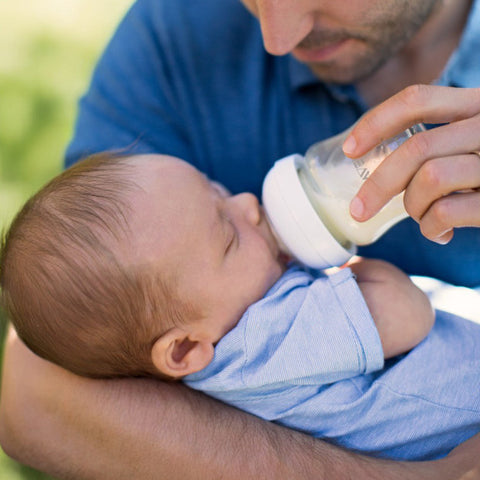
top-left (151, 328), bottom-right (214, 378)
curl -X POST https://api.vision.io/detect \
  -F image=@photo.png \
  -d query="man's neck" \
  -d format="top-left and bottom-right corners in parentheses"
top-left (357, 0), bottom-right (473, 107)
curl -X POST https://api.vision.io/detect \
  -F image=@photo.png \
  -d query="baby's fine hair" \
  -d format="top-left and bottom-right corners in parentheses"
top-left (0, 153), bottom-right (187, 378)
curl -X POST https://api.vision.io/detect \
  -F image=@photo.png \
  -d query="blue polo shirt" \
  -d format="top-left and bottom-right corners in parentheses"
top-left (65, 0), bottom-right (480, 287)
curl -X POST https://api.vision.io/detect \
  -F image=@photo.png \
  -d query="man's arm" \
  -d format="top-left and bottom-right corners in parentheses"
top-left (1, 327), bottom-right (478, 480)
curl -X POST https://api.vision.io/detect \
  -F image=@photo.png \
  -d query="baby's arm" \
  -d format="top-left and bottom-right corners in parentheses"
top-left (347, 257), bottom-right (435, 358)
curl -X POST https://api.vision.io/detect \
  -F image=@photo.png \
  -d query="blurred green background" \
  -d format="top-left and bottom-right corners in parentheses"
top-left (0, 1), bottom-right (133, 478)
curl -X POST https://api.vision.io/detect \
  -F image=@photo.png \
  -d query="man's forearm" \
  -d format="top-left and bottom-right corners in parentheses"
top-left (1, 328), bottom-right (478, 480)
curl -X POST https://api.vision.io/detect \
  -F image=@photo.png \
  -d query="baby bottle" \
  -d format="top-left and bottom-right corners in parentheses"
top-left (262, 124), bottom-right (425, 269)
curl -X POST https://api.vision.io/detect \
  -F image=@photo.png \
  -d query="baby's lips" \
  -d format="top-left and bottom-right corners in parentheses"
top-left (278, 251), bottom-right (293, 265)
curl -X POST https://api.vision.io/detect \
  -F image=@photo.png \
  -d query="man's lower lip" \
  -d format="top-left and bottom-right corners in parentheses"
top-left (292, 39), bottom-right (349, 62)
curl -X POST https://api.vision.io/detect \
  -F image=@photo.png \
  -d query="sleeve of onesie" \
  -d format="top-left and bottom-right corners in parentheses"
top-left (185, 267), bottom-right (384, 395)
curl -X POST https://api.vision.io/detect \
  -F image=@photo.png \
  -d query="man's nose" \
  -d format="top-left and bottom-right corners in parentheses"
top-left (256, 0), bottom-right (315, 55)
top-left (232, 193), bottom-right (261, 225)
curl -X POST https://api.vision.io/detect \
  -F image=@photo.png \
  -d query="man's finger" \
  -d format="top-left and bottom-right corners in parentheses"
top-left (350, 118), bottom-right (480, 221)
top-left (404, 153), bottom-right (480, 222)
top-left (419, 191), bottom-right (480, 241)
top-left (343, 85), bottom-right (480, 157)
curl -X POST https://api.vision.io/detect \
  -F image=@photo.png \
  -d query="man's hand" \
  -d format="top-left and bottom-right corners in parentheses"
top-left (343, 85), bottom-right (480, 244)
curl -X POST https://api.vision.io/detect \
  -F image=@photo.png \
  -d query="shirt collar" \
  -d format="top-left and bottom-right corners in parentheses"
top-left (288, 0), bottom-right (480, 94)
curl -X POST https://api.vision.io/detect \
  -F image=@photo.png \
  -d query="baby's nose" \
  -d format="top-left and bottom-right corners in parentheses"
top-left (233, 193), bottom-right (261, 225)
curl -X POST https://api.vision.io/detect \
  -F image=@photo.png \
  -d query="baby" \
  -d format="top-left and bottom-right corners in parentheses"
top-left (1, 153), bottom-right (478, 460)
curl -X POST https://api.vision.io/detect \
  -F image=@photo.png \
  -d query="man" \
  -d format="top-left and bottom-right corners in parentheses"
top-left (1, 0), bottom-right (479, 478)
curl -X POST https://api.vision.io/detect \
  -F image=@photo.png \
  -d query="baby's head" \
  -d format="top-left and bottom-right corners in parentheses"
top-left (0, 153), bottom-right (286, 379)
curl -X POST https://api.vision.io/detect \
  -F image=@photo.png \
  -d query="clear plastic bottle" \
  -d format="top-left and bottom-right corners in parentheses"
top-left (262, 124), bottom-right (425, 269)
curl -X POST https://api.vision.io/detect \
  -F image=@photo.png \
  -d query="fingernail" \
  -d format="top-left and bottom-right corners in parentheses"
top-left (350, 196), bottom-right (364, 220)
top-left (431, 230), bottom-right (452, 245)
top-left (431, 237), bottom-right (449, 245)
top-left (343, 135), bottom-right (357, 155)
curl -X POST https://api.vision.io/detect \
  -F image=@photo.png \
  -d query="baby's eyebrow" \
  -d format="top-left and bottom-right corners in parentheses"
top-left (209, 180), bottom-right (231, 198)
